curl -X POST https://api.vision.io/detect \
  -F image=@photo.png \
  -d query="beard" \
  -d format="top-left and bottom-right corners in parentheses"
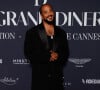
top-left (44, 17), bottom-right (55, 25)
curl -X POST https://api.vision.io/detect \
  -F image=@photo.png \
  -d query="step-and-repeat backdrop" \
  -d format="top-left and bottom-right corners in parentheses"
top-left (0, 0), bottom-right (100, 90)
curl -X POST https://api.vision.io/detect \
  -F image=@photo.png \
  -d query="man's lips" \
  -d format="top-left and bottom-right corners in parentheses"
top-left (47, 15), bottom-right (53, 18)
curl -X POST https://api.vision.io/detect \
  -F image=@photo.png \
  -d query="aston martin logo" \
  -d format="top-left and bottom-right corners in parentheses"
top-left (68, 58), bottom-right (92, 67)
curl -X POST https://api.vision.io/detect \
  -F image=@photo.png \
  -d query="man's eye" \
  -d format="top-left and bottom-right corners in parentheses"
top-left (44, 12), bottom-right (48, 14)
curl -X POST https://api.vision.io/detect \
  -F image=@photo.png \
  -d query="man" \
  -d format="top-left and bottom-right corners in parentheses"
top-left (24, 3), bottom-right (69, 90)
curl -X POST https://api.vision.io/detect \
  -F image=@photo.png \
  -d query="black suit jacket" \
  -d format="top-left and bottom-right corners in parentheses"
top-left (24, 23), bottom-right (69, 90)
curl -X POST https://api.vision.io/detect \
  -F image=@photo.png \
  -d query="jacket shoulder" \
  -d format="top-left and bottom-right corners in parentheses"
top-left (26, 24), bottom-right (43, 36)
top-left (27, 24), bottom-right (40, 32)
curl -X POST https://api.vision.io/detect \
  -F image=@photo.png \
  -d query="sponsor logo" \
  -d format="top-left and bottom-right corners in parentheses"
top-left (68, 58), bottom-right (92, 67)
top-left (0, 77), bottom-right (19, 86)
top-left (13, 58), bottom-right (30, 64)
top-left (82, 79), bottom-right (100, 85)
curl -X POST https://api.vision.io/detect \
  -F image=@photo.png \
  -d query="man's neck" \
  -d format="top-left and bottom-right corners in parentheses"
top-left (43, 22), bottom-right (54, 36)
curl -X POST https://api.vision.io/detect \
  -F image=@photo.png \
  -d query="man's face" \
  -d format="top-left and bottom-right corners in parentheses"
top-left (41, 5), bottom-right (55, 24)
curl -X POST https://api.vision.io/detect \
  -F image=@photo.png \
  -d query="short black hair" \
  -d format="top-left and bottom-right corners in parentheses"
top-left (39, 3), bottom-right (53, 14)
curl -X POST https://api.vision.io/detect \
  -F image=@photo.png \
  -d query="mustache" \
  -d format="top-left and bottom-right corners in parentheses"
top-left (47, 15), bottom-right (54, 18)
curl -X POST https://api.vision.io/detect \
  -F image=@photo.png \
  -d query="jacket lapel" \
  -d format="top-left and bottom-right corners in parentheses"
top-left (38, 24), bottom-right (50, 50)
